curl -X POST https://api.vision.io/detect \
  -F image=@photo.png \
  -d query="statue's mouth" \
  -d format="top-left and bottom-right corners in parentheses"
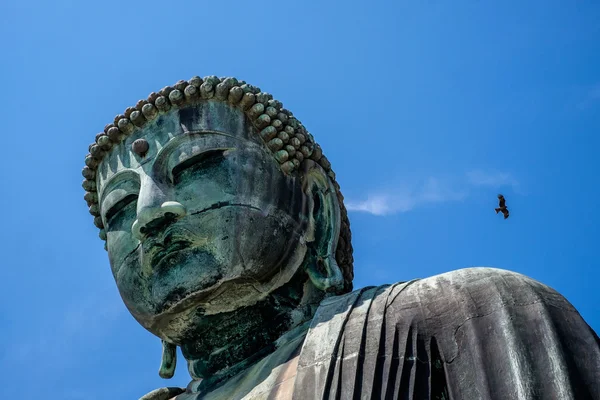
top-left (152, 238), bottom-right (193, 268)
top-left (143, 227), bottom-right (195, 270)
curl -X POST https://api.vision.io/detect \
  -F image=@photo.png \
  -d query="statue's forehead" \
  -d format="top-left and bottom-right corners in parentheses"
top-left (97, 101), bottom-right (257, 191)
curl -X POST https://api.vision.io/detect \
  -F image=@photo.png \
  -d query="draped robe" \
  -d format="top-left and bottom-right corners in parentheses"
top-left (294, 267), bottom-right (600, 399)
top-left (145, 268), bottom-right (600, 399)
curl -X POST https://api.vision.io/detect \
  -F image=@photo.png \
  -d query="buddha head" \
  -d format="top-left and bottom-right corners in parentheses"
top-left (82, 76), bottom-right (354, 376)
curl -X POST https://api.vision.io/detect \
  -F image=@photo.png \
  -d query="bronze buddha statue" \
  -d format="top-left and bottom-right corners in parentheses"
top-left (82, 76), bottom-right (600, 400)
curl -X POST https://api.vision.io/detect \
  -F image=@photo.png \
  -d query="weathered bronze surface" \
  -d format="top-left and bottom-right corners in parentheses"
top-left (84, 76), bottom-right (600, 400)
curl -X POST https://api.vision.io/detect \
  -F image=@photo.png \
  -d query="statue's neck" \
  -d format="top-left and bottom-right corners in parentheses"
top-left (188, 318), bottom-right (312, 396)
top-left (179, 275), bottom-right (324, 390)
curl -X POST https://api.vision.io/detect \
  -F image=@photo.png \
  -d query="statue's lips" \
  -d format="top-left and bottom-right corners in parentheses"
top-left (151, 239), bottom-right (192, 268)
top-left (143, 228), bottom-right (195, 271)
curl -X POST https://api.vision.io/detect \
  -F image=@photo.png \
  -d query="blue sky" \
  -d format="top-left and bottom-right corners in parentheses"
top-left (1, 1), bottom-right (599, 398)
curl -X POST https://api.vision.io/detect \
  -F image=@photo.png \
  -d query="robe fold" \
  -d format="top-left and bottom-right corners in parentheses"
top-left (292, 268), bottom-right (600, 400)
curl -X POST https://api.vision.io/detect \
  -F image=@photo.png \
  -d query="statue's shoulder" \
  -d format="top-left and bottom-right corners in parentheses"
top-left (308, 267), bottom-right (564, 340)
top-left (327, 268), bottom-right (570, 320)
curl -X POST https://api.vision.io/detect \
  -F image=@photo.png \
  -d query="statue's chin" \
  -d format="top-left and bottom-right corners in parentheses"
top-left (150, 246), bottom-right (223, 312)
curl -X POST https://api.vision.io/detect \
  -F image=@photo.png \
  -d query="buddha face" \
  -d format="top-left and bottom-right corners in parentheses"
top-left (96, 102), bottom-right (309, 333)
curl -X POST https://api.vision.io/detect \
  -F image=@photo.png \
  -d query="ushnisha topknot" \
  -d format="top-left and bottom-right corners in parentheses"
top-left (82, 75), bottom-right (354, 290)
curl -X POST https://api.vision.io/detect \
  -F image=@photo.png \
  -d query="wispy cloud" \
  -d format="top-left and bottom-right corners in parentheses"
top-left (346, 171), bottom-right (519, 216)
top-left (346, 177), bottom-right (467, 216)
top-left (345, 195), bottom-right (398, 216)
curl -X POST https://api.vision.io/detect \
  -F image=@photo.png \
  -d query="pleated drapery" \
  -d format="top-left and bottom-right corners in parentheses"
top-left (293, 268), bottom-right (600, 400)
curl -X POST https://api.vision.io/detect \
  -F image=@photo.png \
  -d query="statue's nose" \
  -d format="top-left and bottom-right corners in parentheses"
top-left (132, 176), bottom-right (186, 240)
top-left (132, 201), bottom-right (187, 240)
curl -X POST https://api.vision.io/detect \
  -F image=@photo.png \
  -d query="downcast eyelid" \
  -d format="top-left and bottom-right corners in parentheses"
top-left (152, 131), bottom-right (253, 182)
top-left (103, 192), bottom-right (138, 222)
top-left (170, 148), bottom-right (234, 182)
top-left (100, 177), bottom-right (140, 220)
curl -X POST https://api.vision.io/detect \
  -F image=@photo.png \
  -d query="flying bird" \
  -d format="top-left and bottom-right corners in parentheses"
top-left (495, 194), bottom-right (509, 219)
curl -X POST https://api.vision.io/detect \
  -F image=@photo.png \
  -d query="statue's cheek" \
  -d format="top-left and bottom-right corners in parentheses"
top-left (115, 251), bottom-right (154, 318)
top-left (106, 204), bottom-right (139, 276)
top-left (107, 232), bottom-right (136, 265)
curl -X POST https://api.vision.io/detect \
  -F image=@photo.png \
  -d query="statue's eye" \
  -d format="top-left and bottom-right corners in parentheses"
top-left (172, 149), bottom-right (227, 184)
top-left (105, 194), bottom-right (138, 223)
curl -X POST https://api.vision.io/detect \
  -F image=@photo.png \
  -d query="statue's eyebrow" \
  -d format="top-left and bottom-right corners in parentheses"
top-left (152, 130), bottom-right (262, 177)
top-left (99, 170), bottom-right (141, 204)
top-left (153, 130), bottom-right (252, 163)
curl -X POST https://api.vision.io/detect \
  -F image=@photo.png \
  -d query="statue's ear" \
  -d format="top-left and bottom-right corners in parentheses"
top-left (301, 160), bottom-right (344, 293)
top-left (159, 340), bottom-right (177, 379)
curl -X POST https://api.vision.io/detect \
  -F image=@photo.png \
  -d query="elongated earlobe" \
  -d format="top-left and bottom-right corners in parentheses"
top-left (159, 340), bottom-right (177, 379)
top-left (302, 160), bottom-right (344, 293)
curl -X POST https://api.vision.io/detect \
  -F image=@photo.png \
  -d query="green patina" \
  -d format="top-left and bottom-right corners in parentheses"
top-left (84, 76), bottom-right (600, 400)
top-left (91, 83), bottom-right (351, 395)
